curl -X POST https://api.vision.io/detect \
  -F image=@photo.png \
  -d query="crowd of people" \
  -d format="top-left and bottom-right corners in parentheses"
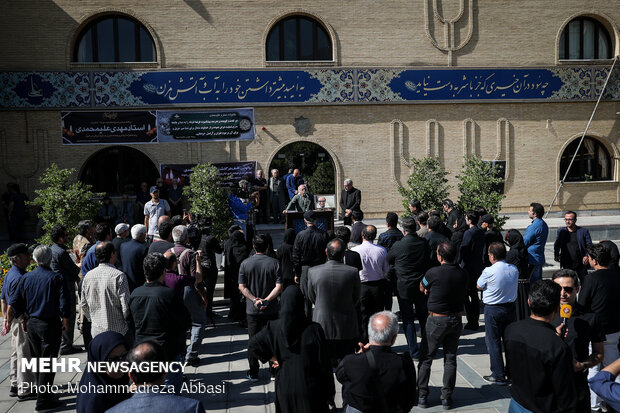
top-left (1, 171), bottom-right (620, 413)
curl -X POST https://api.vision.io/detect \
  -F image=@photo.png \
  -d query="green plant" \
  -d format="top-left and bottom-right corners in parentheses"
top-left (184, 163), bottom-right (231, 240)
top-left (309, 161), bottom-right (335, 194)
top-left (398, 157), bottom-right (451, 215)
top-left (29, 164), bottom-right (101, 245)
top-left (456, 157), bottom-right (508, 230)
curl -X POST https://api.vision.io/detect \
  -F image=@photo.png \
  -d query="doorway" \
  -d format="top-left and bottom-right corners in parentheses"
top-left (268, 141), bottom-right (335, 196)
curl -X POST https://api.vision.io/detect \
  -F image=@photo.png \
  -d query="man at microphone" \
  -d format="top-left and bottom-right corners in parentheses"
top-left (552, 269), bottom-right (604, 413)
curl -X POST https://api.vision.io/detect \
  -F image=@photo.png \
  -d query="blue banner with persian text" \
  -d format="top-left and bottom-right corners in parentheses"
top-left (0, 66), bottom-right (617, 109)
top-left (388, 69), bottom-right (563, 100)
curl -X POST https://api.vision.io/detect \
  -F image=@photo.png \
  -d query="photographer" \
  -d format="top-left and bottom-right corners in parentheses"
top-left (228, 180), bottom-right (259, 245)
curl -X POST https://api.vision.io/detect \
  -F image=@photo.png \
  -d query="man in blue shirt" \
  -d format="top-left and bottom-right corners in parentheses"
top-left (523, 202), bottom-right (549, 285)
top-left (590, 357), bottom-right (620, 413)
top-left (11, 245), bottom-right (70, 411)
top-left (477, 242), bottom-right (518, 384)
top-left (285, 168), bottom-right (300, 199)
top-left (107, 341), bottom-right (205, 413)
top-left (81, 223), bottom-right (113, 276)
top-left (0, 243), bottom-right (36, 400)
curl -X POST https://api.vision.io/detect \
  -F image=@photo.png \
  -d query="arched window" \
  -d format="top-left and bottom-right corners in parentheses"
top-left (80, 146), bottom-right (160, 195)
top-left (559, 17), bottom-right (612, 60)
top-left (74, 15), bottom-right (156, 62)
top-left (266, 15), bottom-right (332, 61)
top-left (560, 137), bottom-right (612, 182)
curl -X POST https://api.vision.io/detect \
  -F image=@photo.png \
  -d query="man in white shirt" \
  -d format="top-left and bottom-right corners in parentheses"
top-left (477, 242), bottom-right (518, 385)
top-left (81, 241), bottom-right (131, 341)
top-left (144, 185), bottom-right (171, 241)
top-left (352, 225), bottom-right (389, 342)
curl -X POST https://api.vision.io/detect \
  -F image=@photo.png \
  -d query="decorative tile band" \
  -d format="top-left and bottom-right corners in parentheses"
top-left (0, 66), bottom-right (617, 109)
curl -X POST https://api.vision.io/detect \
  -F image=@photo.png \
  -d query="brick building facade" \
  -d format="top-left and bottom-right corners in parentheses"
top-left (1, 1), bottom-right (619, 218)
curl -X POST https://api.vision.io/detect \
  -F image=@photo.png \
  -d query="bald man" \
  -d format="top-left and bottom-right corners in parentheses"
top-left (336, 311), bottom-right (416, 413)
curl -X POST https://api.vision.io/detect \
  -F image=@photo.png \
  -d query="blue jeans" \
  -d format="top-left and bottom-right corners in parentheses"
top-left (509, 398), bottom-right (533, 413)
top-left (397, 294), bottom-right (428, 359)
top-left (184, 287), bottom-right (206, 362)
top-left (529, 264), bottom-right (542, 284)
top-left (483, 302), bottom-right (516, 379)
top-left (164, 354), bottom-right (185, 393)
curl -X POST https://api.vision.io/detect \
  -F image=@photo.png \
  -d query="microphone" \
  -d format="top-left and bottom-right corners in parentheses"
top-left (560, 304), bottom-right (572, 338)
top-left (560, 304), bottom-right (573, 323)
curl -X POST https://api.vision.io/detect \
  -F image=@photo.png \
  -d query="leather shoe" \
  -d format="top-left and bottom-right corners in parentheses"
top-left (17, 393), bottom-right (37, 402)
top-left (35, 399), bottom-right (65, 412)
top-left (483, 375), bottom-right (507, 385)
top-left (59, 346), bottom-right (82, 355)
top-left (464, 323), bottom-right (479, 331)
top-left (442, 398), bottom-right (453, 410)
top-left (9, 386), bottom-right (17, 397)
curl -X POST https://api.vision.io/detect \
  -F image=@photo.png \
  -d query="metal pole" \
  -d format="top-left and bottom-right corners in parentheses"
top-left (544, 56), bottom-right (619, 219)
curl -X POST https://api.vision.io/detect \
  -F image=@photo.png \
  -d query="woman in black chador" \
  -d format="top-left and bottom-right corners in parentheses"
top-left (223, 225), bottom-right (250, 323)
top-left (249, 286), bottom-right (335, 413)
top-left (504, 229), bottom-right (530, 320)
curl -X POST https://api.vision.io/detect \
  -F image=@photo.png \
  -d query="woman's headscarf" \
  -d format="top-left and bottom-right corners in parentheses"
top-left (279, 285), bottom-right (309, 351)
top-left (76, 331), bottom-right (130, 413)
top-left (228, 230), bottom-right (249, 263)
top-left (504, 229), bottom-right (528, 279)
top-left (505, 229), bottom-right (525, 252)
top-left (283, 228), bottom-right (296, 245)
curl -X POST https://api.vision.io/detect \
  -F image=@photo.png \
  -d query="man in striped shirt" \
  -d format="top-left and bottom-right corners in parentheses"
top-left (80, 241), bottom-right (131, 342)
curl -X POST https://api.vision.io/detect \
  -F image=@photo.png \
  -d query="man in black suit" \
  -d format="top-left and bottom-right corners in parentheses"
top-left (336, 311), bottom-right (416, 413)
top-left (308, 238), bottom-right (361, 367)
top-left (340, 179), bottom-right (361, 225)
top-left (293, 210), bottom-right (329, 317)
top-left (425, 215), bottom-right (449, 267)
top-left (349, 210), bottom-right (365, 245)
top-left (460, 210), bottom-right (486, 330)
top-left (120, 224), bottom-right (149, 292)
top-left (334, 226), bottom-right (363, 271)
top-left (387, 217), bottom-right (430, 360)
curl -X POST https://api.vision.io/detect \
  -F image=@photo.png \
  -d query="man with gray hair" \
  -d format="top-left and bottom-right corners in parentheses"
top-left (268, 168), bottom-right (287, 224)
top-left (120, 224), bottom-right (148, 291)
top-left (340, 178), bottom-right (361, 225)
top-left (169, 224), bottom-right (208, 367)
top-left (284, 184), bottom-right (315, 212)
top-left (80, 241), bottom-right (131, 340)
top-left (11, 245), bottom-right (70, 411)
top-left (336, 311), bottom-right (416, 413)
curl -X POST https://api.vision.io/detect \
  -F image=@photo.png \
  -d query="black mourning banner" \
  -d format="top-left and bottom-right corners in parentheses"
top-left (160, 161), bottom-right (256, 188)
top-left (61, 111), bottom-right (157, 145)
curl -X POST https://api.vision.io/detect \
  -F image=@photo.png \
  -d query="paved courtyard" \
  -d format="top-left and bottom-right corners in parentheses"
top-left (0, 303), bottom-right (511, 413)
top-left (1, 214), bottom-right (618, 412)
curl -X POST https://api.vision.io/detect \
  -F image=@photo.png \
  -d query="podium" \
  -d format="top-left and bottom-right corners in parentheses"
top-left (285, 209), bottom-right (334, 234)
